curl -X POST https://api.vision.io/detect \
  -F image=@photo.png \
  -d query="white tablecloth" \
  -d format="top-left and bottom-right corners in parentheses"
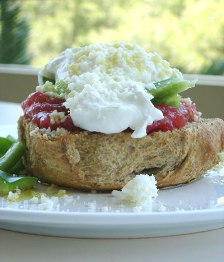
top-left (0, 101), bottom-right (224, 262)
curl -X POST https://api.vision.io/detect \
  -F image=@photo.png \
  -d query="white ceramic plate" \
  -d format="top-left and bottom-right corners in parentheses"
top-left (0, 125), bottom-right (224, 238)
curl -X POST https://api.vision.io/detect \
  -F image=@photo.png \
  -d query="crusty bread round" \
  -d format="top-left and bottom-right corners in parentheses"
top-left (18, 117), bottom-right (224, 190)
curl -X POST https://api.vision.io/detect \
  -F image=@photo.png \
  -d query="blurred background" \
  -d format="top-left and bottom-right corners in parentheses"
top-left (0, 0), bottom-right (223, 117)
top-left (1, 0), bottom-right (224, 74)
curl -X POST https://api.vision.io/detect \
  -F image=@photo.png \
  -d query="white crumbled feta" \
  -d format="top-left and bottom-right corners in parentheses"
top-left (29, 191), bottom-right (76, 211)
top-left (49, 110), bottom-right (67, 124)
top-left (181, 97), bottom-right (201, 122)
top-left (158, 204), bottom-right (167, 212)
top-left (217, 196), bottom-right (224, 206)
top-left (100, 206), bottom-right (109, 212)
top-left (39, 42), bottom-right (183, 138)
top-left (29, 196), bottom-right (39, 204)
top-left (38, 194), bottom-right (59, 211)
top-left (36, 81), bottom-right (54, 93)
top-left (112, 174), bottom-right (158, 209)
top-left (63, 195), bottom-right (75, 205)
top-left (7, 188), bottom-right (21, 202)
top-left (30, 126), bottom-right (68, 137)
top-left (85, 200), bottom-right (97, 212)
top-left (57, 189), bottom-right (67, 197)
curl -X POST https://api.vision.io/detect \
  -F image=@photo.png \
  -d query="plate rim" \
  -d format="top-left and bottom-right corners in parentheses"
top-left (1, 206), bottom-right (224, 225)
top-left (1, 124), bottom-right (224, 237)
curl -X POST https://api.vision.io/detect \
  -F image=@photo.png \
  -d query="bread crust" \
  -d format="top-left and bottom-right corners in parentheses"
top-left (18, 117), bottom-right (224, 190)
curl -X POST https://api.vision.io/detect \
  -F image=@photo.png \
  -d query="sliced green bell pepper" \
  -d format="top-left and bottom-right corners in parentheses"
top-left (147, 78), bottom-right (197, 107)
top-left (0, 137), bottom-right (14, 157)
top-left (0, 170), bottom-right (38, 195)
top-left (0, 142), bottom-right (25, 173)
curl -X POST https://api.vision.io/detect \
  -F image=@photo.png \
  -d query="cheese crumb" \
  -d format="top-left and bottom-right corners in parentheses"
top-left (49, 110), bottom-right (67, 124)
top-left (30, 126), bottom-right (68, 137)
top-left (7, 188), bottom-right (21, 202)
top-left (57, 189), bottom-right (67, 197)
top-left (29, 196), bottom-right (39, 204)
top-left (38, 194), bottom-right (59, 211)
top-left (112, 174), bottom-right (158, 209)
top-left (217, 196), bottom-right (224, 206)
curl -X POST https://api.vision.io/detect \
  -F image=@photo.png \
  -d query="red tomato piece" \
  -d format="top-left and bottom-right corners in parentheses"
top-left (24, 102), bottom-right (68, 119)
top-left (146, 102), bottom-right (198, 134)
top-left (21, 92), bottom-right (64, 110)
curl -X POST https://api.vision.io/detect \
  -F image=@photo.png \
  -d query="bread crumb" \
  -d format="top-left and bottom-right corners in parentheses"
top-left (30, 126), bottom-right (68, 137)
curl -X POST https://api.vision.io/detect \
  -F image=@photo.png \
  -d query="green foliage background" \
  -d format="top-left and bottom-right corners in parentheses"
top-left (0, 0), bottom-right (30, 64)
top-left (10, 0), bottom-right (224, 74)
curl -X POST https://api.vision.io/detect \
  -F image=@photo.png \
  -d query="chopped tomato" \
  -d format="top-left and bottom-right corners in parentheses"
top-left (22, 92), bottom-right (199, 134)
top-left (22, 92), bottom-right (76, 131)
top-left (146, 102), bottom-right (198, 134)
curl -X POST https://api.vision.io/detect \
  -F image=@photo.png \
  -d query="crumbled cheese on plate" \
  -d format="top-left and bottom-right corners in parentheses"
top-left (112, 174), bottom-right (158, 211)
top-left (1, 163), bottom-right (224, 213)
top-left (217, 196), bottom-right (224, 206)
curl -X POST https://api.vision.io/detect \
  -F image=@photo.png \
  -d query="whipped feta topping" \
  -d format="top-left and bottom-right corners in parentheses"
top-left (39, 42), bottom-right (183, 138)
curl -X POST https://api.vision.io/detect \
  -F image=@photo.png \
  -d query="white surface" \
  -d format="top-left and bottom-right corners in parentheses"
top-left (0, 101), bottom-right (23, 125)
top-left (0, 101), bottom-right (224, 261)
top-left (0, 228), bottom-right (223, 262)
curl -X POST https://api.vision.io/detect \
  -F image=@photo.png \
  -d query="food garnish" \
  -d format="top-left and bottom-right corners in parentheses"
top-left (0, 136), bottom-right (37, 195)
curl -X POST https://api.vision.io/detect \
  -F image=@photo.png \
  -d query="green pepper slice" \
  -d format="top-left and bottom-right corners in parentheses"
top-left (0, 170), bottom-right (38, 195)
top-left (42, 75), bottom-right (55, 84)
top-left (152, 94), bottom-right (181, 108)
top-left (147, 78), bottom-right (197, 107)
top-left (0, 142), bottom-right (25, 172)
top-left (151, 78), bottom-right (196, 98)
top-left (0, 137), bottom-right (14, 156)
top-left (8, 158), bottom-right (25, 174)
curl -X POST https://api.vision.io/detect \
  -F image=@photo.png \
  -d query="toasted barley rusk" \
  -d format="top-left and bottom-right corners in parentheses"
top-left (18, 117), bottom-right (224, 190)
